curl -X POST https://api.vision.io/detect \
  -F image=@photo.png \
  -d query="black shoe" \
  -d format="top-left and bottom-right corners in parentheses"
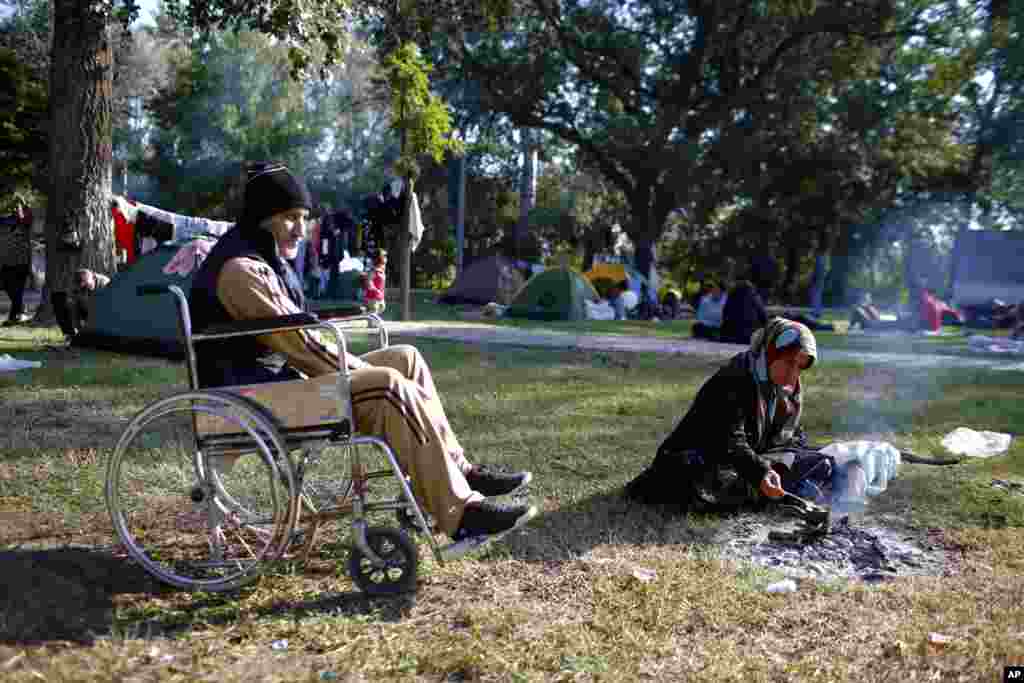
top-left (454, 500), bottom-right (536, 540)
top-left (465, 465), bottom-right (532, 497)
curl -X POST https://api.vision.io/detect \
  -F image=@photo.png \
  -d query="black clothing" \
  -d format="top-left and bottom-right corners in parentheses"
top-left (241, 163), bottom-right (313, 226)
top-left (625, 350), bottom-right (816, 507)
top-left (135, 211), bottom-right (174, 243)
top-left (188, 223), bottom-right (307, 388)
top-left (719, 281), bottom-right (768, 345)
top-left (692, 322), bottom-right (720, 341)
top-left (1, 264), bottom-right (30, 321)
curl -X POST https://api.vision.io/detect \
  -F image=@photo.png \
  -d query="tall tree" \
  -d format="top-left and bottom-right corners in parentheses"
top-left (42, 0), bottom-right (351, 321)
top-left (382, 42), bottom-right (461, 319)
top-left (143, 29), bottom-right (337, 215)
top-left (457, 0), bottom-right (900, 280)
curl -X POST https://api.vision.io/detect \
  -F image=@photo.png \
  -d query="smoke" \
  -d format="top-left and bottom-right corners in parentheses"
top-left (832, 363), bottom-right (941, 438)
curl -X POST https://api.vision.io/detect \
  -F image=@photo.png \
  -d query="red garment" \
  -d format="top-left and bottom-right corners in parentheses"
top-left (919, 290), bottom-right (960, 332)
top-left (365, 266), bottom-right (386, 302)
top-left (112, 203), bottom-right (136, 264)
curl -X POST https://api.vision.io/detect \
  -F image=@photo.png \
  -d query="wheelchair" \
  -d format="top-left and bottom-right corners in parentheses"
top-left (105, 284), bottom-right (462, 595)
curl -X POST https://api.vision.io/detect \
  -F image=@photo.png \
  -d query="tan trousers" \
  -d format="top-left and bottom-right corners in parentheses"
top-left (350, 345), bottom-right (482, 535)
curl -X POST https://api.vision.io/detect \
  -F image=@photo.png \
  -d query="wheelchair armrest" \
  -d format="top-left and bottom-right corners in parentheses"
top-left (315, 304), bottom-right (367, 319)
top-left (198, 313), bottom-right (320, 337)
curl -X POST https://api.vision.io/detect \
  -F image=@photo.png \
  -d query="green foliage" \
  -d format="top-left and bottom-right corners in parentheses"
top-left (383, 42), bottom-right (463, 184)
top-left (162, 0), bottom-right (351, 79)
top-left (141, 30), bottom-right (339, 214)
top-left (0, 46), bottom-right (47, 201)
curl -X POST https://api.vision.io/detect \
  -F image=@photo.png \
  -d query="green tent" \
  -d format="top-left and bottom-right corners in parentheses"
top-left (505, 268), bottom-right (600, 321)
top-left (73, 243), bottom-right (197, 357)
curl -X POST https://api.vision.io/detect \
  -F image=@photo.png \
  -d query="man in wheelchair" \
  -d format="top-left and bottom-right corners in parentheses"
top-left (188, 162), bottom-right (537, 542)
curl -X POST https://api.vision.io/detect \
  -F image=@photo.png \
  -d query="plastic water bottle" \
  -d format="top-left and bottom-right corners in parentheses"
top-left (821, 441), bottom-right (902, 497)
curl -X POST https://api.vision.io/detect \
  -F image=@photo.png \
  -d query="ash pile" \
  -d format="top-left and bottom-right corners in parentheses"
top-left (713, 510), bottom-right (951, 583)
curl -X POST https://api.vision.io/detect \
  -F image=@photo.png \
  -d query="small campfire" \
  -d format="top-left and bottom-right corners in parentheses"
top-left (713, 506), bottom-right (951, 583)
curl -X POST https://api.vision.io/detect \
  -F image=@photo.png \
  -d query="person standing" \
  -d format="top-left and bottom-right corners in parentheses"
top-left (692, 281), bottom-right (727, 340)
top-left (0, 201), bottom-right (34, 326)
top-left (364, 250), bottom-right (388, 315)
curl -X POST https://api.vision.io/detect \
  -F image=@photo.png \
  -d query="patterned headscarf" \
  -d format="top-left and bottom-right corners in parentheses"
top-left (746, 317), bottom-right (818, 448)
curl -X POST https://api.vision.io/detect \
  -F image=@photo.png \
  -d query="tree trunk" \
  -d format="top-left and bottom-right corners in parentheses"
top-left (581, 237), bottom-right (596, 273)
top-left (623, 181), bottom-right (670, 304)
top-left (45, 1), bottom-right (117, 301)
top-left (782, 243), bottom-right (800, 303)
top-left (514, 129), bottom-right (537, 261)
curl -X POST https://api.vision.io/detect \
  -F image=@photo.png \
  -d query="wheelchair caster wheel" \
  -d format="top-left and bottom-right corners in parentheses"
top-left (348, 527), bottom-right (418, 595)
top-left (395, 506), bottom-right (432, 535)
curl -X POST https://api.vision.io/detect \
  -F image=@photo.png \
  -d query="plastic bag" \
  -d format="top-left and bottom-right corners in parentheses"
top-left (940, 428), bottom-right (1012, 458)
top-left (0, 354), bottom-right (42, 372)
top-left (820, 441), bottom-right (901, 497)
top-left (337, 251), bottom-right (364, 273)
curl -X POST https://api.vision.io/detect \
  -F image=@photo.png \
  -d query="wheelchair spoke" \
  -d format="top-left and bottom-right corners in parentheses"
top-left (107, 394), bottom-right (296, 591)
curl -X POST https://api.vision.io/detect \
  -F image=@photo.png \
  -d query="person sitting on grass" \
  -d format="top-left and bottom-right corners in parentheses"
top-left (719, 279), bottom-right (768, 345)
top-left (1010, 302), bottom-right (1024, 340)
top-left (73, 268), bottom-right (111, 331)
top-left (607, 280), bottom-right (630, 321)
top-left (848, 292), bottom-right (885, 330)
top-left (187, 162), bottom-right (536, 543)
top-left (624, 317), bottom-right (866, 513)
top-left (692, 281), bottom-right (727, 340)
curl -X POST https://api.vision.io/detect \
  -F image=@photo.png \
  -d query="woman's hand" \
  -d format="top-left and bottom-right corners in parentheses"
top-left (759, 470), bottom-right (785, 499)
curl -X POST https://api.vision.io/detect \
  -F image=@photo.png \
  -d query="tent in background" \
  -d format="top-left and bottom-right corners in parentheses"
top-left (505, 268), bottom-right (600, 321)
top-left (583, 262), bottom-right (648, 297)
top-left (952, 230), bottom-right (1024, 306)
top-left (439, 255), bottom-right (525, 305)
top-left (73, 244), bottom-right (196, 357)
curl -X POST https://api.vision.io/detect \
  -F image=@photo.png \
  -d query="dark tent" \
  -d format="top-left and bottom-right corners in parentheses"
top-left (505, 268), bottom-right (600, 321)
top-left (439, 255), bottom-right (525, 305)
top-left (952, 230), bottom-right (1024, 306)
top-left (72, 244), bottom-right (196, 357)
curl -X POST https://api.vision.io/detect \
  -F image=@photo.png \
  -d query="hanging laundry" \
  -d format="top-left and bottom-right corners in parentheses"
top-left (132, 200), bottom-right (233, 242)
top-left (163, 238), bottom-right (216, 277)
top-left (111, 196), bottom-right (139, 264)
top-left (136, 210), bottom-right (175, 244)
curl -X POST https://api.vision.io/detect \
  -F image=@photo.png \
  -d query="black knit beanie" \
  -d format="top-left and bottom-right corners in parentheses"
top-left (241, 162), bottom-right (312, 227)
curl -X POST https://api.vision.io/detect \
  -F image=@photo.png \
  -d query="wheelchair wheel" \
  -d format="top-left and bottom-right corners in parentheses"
top-left (106, 392), bottom-right (297, 592)
top-left (348, 527), bottom-right (418, 595)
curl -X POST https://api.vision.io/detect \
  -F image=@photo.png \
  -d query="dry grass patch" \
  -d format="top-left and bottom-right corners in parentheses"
top-left (0, 339), bottom-right (1023, 681)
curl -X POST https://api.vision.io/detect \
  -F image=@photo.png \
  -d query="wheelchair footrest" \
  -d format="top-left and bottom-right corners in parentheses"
top-left (437, 509), bottom-right (537, 561)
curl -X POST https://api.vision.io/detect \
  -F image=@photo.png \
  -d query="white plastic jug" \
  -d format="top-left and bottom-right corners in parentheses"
top-left (820, 441), bottom-right (901, 497)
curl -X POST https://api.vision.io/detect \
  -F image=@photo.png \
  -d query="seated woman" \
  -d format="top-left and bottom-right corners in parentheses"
top-left (718, 280), bottom-right (768, 345)
top-left (188, 162), bottom-right (536, 542)
top-left (848, 293), bottom-right (890, 330)
top-left (625, 318), bottom-right (865, 512)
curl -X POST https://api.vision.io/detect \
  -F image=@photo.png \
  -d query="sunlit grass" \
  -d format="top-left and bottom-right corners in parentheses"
top-left (1, 324), bottom-right (1023, 681)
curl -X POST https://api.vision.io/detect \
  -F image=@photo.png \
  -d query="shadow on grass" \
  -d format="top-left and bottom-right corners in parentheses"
top-left (0, 547), bottom-right (170, 644)
top-left (504, 487), bottom-right (739, 564)
top-left (0, 545), bottom-right (418, 644)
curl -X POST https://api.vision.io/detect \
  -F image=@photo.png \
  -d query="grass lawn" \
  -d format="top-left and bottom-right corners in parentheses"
top-left (349, 289), bottom-right (1016, 360)
top-left (1, 321), bottom-right (1023, 681)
